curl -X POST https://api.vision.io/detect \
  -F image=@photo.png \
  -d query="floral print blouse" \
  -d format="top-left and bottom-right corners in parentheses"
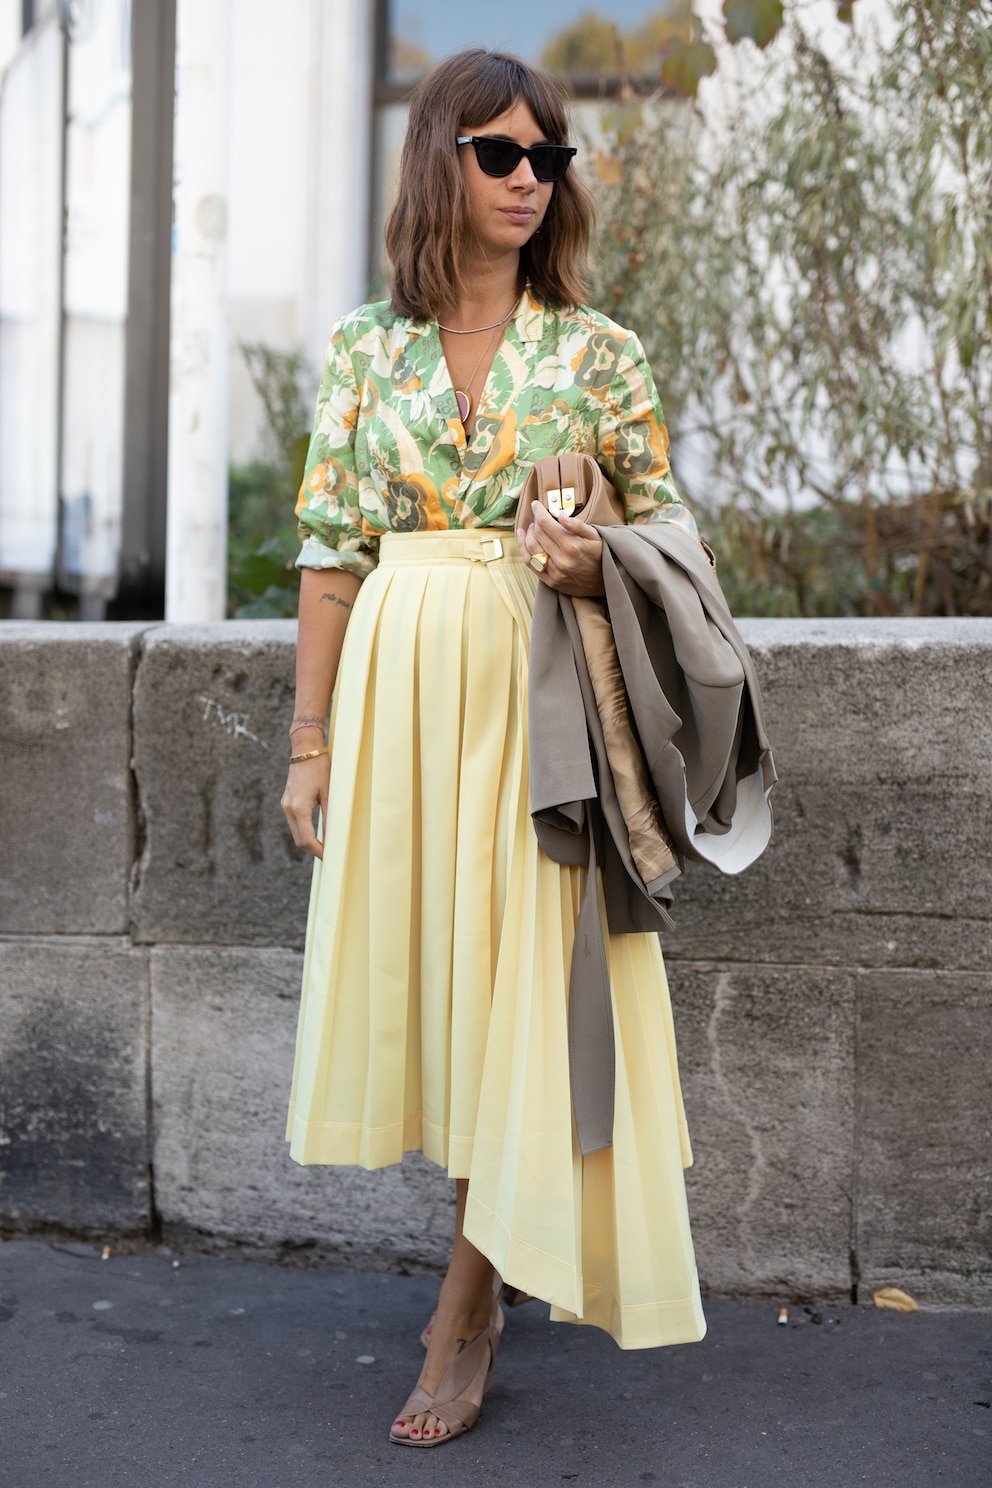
top-left (295, 288), bottom-right (698, 577)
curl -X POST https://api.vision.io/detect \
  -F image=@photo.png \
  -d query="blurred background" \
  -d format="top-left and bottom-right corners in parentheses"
top-left (0, 0), bottom-right (988, 624)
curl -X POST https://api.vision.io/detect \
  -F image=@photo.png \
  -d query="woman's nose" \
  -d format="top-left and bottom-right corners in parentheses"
top-left (508, 157), bottom-right (537, 189)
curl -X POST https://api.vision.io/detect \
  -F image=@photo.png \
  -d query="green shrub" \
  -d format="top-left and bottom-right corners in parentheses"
top-left (227, 342), bottom-right (313, 619)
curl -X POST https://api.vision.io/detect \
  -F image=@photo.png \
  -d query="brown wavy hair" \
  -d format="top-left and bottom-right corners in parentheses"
top-left (385, 50), bottom-right (594, 319)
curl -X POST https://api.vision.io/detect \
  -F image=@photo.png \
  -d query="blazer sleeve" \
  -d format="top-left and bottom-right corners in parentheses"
top-left (596, 331), bottom-right (700, 538)
top-left (295, 318), bottom-right (379, 578)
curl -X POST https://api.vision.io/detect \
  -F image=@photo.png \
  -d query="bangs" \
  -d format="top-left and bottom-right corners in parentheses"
top-left (459, 55), bottom-right (570, 143)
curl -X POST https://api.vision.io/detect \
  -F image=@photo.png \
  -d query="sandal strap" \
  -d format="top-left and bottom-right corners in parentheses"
top-left (431, 1397), bottom-right (480, 1433)
top-left (395, 1306), bottom-right (499, 1426)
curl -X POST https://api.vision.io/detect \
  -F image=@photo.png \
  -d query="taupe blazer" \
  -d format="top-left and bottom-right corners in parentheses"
top-left (529, 521), bottom-right (777, 1155)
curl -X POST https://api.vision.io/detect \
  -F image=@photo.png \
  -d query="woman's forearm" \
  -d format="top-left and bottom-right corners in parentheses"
top-left (291, 566), bottom-right (363, 735)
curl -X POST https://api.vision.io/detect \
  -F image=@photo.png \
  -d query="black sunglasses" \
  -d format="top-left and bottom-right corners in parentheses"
top-left (457, 135), bottom-right (576, 183)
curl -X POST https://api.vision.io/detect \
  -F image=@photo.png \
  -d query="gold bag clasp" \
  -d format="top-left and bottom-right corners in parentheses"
top-left (547, 486), bottom-right (576, 517)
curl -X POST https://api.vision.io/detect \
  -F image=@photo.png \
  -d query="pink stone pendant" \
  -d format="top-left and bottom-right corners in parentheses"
top-left (455, 390), bottom-right (471, 422)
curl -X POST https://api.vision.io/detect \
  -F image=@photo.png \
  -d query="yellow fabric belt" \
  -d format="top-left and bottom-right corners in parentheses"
top-left (379, 530), bottom-right (526, 566)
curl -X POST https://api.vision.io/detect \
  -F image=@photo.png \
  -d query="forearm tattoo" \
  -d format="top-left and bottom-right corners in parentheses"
top-left (320, 592), bottom-right (352, 610)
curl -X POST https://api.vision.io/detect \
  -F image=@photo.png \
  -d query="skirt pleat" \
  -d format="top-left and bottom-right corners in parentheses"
top-left (286, 530), bottom-right (705, 1348)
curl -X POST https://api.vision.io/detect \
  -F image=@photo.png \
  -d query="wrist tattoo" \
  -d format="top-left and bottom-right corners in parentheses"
top-left (320, 592), bottom-right (352, 610)
top-left (292, 714), bottom-right (325, 728)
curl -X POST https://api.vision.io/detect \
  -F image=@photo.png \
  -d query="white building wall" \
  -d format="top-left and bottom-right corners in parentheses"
top-left (165, 0), bottom-right (233, 623)
top-left (227, 0), bottom-right (374, 463)
top-left (59, 0), bottom-right (132, 604)
top-left (0, 14), bottom-right (64, 601)
top-left (0, 0), bottom-right (20, 74)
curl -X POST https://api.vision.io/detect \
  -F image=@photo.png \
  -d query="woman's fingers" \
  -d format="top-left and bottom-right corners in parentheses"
top-left (527, 505), bottom-right (604, 595)
top-left (288, 806), bottom-right (323, 859)
top-left (282, 796), bottom-right (318, 855)
top-left (515, 519), bottom-right (536, 560)
top-left (281, 759), bottom-right (330, 859)
top-left (530, 502), bottom-right (568, 555)
top-left (517, 504), bottom-right (560, 556)
top-left (534, 503), bottom-right (600, 555)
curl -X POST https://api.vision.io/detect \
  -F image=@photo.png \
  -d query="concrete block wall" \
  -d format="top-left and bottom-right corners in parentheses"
top-left (1, 618), bottom-right (990, 1305)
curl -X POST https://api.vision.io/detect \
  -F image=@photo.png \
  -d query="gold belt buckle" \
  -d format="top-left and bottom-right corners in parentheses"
top-left (480, 536), bottom-right (503, 563)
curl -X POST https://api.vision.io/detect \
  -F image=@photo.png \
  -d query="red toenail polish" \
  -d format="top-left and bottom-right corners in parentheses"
top-left (411, 1429), bottom-right (420, 1437)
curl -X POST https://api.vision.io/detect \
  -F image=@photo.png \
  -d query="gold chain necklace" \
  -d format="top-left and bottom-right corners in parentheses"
top-left (448, 325), bottom-right (503, 425)
top-left (436, 303), bottom-right (515, 334)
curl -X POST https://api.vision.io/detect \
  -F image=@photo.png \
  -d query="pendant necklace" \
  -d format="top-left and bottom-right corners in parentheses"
top-left (438, 300), bottom-right (516, 424)
top-left (449, 324), bottom-right (503, 425)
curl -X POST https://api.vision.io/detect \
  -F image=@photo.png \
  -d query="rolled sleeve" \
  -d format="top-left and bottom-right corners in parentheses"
top-left (295, 321), bottom-right (379, 577)
top-left (597, 333), bottom-right (700, 539)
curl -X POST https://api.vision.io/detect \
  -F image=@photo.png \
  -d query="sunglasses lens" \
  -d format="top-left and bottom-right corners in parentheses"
top-left (467, 138), bottom-right (575, 181)
top-left (528, 146), bottom-right (571, 181)
top-left (475, 139), bottom-right (522, 176)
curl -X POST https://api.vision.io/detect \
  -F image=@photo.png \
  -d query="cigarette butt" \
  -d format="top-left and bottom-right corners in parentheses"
top-left (777, 1307), bottom-right (788, 1325)
top-left (101, 1245), bottom-right (111, 1260)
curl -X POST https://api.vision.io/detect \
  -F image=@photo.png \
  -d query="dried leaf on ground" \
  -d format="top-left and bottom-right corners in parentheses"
top-left (873, 1287), bottom-right (920, 1313)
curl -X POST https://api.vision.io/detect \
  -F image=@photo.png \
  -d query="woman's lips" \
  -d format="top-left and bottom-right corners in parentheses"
top-left (501, 207), bottom-right (535, 225)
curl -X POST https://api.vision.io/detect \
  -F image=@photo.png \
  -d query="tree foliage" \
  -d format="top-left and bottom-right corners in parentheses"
top-left (656, 0), bottom-right (861, 98)
top-left (540, 4), bottom-right (694, 79)
top-left (590, 0), bottom-right (992, 616)
top-left (540, 2), bottom-right (861, 92)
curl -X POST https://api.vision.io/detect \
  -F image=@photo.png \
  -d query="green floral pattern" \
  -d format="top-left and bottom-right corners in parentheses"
top-left (296, 289), bottom-right (698, 577)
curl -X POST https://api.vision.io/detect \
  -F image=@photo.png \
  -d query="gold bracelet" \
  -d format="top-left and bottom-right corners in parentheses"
top-left (288, 747), bottom-right (328, 764)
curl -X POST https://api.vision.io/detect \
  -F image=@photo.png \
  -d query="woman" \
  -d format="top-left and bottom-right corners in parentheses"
top-left (281, 49), bottom-right (706, 1449)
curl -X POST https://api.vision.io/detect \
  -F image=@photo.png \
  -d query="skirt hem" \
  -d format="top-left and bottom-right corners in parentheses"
top-left (548, 1290), bottom-right (707, 1350)
top-left (286, 1110), bottom-right (476, 1177)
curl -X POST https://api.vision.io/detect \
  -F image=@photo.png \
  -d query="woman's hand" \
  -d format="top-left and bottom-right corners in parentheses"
top-left (282, 567), bottom-right (362, 860)
top-left (515, 502), bottom-right (605, 597)
top-left (281, 745), bottom-right (331, 860)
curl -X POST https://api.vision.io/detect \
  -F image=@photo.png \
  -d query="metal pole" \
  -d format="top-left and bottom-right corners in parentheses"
top-left (120, 0), bottom-right (176, 613)
top-left (165, 0), bottom-right (231, 622)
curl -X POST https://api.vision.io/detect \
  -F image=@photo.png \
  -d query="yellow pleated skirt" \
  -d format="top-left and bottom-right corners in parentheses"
top-left (287, 529), bottom-right (705, 1349)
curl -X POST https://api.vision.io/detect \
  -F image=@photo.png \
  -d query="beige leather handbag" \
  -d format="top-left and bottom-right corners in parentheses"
top-left (518, 452), bottom-right (626, 530)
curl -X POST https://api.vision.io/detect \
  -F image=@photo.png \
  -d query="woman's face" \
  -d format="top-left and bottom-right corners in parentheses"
top-left (458, 98), bottom-right (555, 259)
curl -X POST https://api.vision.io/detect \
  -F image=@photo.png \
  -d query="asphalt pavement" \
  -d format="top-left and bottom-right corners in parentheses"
top-left (0, 1238), bottom-right (989, 1488)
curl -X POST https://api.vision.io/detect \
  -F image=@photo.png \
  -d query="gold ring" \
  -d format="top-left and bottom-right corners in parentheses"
top-left (529, 550), bottom-right (549, 573)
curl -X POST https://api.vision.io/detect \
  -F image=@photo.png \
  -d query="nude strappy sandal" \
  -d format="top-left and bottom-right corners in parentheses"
top-left (390, 1301), bottom-right (504, 1448)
